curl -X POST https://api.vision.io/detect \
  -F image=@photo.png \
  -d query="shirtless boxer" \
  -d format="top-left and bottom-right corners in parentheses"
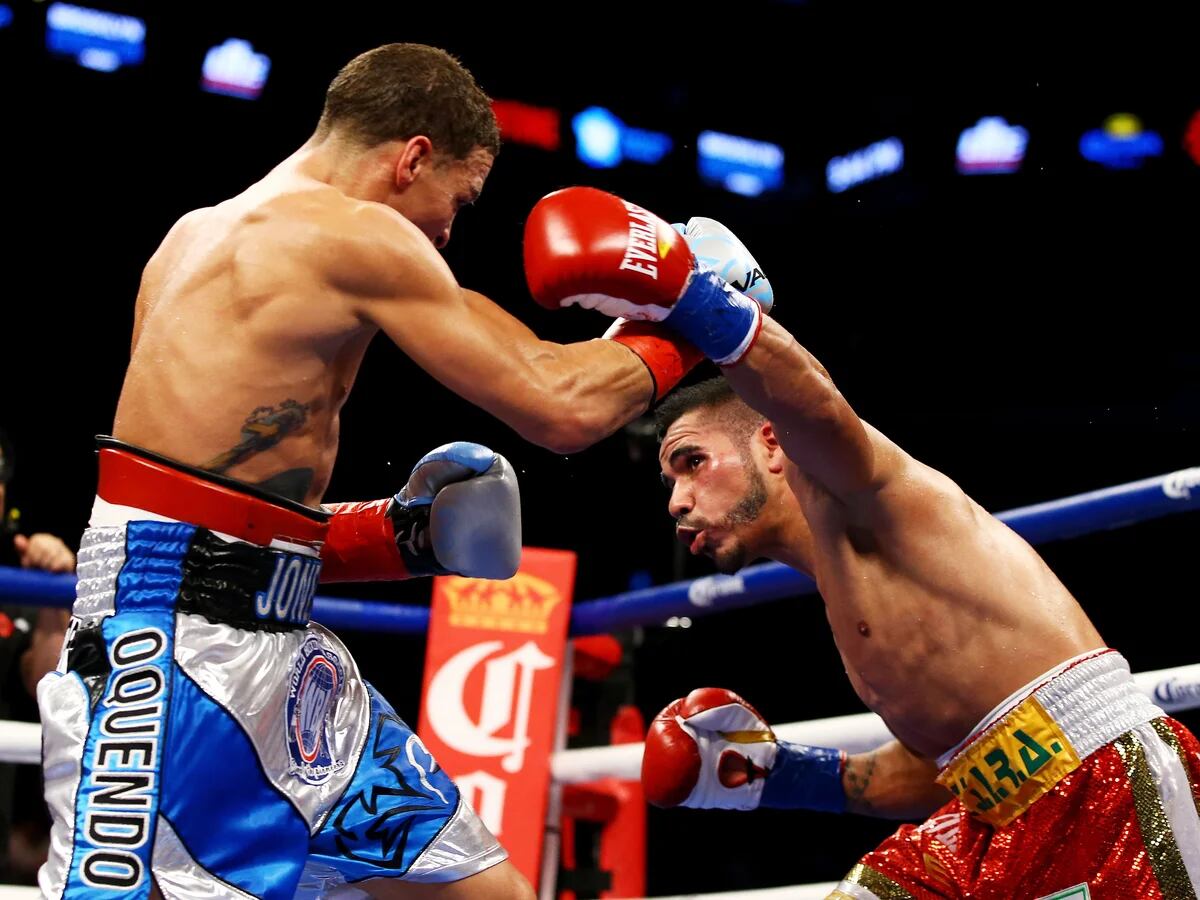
top-left (36, 46), bottom-right (765, 900)
top-left (525, 187), bottom-right (1200, 898)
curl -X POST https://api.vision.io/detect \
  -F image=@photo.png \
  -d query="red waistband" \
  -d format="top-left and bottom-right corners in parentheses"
top-left (96, 441), bottom-right (329, 547)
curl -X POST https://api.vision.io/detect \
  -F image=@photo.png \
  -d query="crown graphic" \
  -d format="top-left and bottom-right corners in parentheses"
top-left (441, 571), bottom-right (563, 635)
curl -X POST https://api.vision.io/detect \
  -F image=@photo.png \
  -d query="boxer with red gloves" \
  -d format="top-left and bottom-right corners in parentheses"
top-left (537, 194), bottom-right (1200, 897)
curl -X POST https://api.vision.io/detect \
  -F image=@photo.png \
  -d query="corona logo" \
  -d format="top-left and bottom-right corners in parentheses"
top-left (427, 640), bottom-right (555, 773)
top-left (441, 572), bottom-right (562, 634)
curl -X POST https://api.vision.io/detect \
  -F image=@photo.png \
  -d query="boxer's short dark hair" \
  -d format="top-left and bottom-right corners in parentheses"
top-left (318, 43), bottom-right (500, 160)
top-left (655, 378), bottom-right (765, 443)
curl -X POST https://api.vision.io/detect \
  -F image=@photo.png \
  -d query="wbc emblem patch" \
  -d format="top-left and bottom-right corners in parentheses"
top-left (286, 634), bottom-right (346, 784)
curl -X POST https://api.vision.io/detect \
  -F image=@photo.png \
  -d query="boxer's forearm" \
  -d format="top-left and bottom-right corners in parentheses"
top-left (518, 337), bottom-right (653, 453)
top-left (724, 318), bottom-right (875, 497)
top-left (843, 740), bottom-right (950, 820)
top-left (450, 288), bottom-right (652, 454)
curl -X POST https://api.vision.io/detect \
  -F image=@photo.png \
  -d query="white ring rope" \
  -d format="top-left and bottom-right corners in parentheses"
top-left (550, 663), bottom-right (1200, 784)
top-left (1, 665), bottom-right (1193, 772)
top-left (0, 721), bottom-right (41, 766)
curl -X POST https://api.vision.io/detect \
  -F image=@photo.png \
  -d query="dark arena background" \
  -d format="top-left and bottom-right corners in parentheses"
top-left (2, 1), bottom-right (1198, 895)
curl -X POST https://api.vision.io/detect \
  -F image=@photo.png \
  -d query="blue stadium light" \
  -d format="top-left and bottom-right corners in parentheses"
top-left (0, 5), bottom-right (14, 30)
top-left (826, 137), bottom-right (904, 193)
top-left (78, 47), bottom-right (119, 71)
top-left (621, 126), bottom-right (673, 165)
top-left (957, 117), bottom-right (1028, 174)
top-left (573, 106), bottom-right (674, 168)
top-left (573, 107), bottom-right (623, 168)
top-left (45, 3), bottom-right (145, 71)
top-left (697, 131), bottom-right (784, 197)
top-left (1079, 113), bottom-right (1163, 170)
top-left (202, 39), bottom-right (272, 100)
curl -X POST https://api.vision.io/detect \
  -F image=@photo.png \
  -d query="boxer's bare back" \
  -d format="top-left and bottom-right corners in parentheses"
top-left (114, 171), bottom-right (392, 506)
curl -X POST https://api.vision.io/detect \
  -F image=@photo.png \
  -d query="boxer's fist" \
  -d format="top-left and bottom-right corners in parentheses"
top-left (673, 217), bottom-right (774, 315)
top-left (598, 218), bottom-right (773, 401)
top-left (642, 688), bottom-right (778, 810)
top-left (525, 187), bottom-right (693, 318)
top-left (391, 442), bottom-right (521, 580)
top-left (642, 687), bottom-right (848, 813)
top-left (525, 187), bottom-right (762, 366)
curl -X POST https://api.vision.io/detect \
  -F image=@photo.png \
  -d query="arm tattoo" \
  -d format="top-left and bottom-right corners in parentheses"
top-left (203, 400), bottom-right (310, 474)
top-left (844, 751), bottom-right (879, 814)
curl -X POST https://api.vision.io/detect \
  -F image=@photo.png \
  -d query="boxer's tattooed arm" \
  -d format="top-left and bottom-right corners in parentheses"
top-left (203, 400), bottom-right (311, 475)
top-left (843, 741), bottom-right (949, 819)
top-left (843, 751), bottom-right (879, 816)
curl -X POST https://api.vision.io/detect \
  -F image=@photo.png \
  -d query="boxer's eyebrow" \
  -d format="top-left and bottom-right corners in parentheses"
top-left (667, 445), bottom-right (702, 469)
top-left (660, 444), bottom-right (702, 489)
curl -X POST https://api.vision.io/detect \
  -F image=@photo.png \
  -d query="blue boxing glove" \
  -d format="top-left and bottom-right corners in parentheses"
top-left (390, 442), bottom-right (522, 580)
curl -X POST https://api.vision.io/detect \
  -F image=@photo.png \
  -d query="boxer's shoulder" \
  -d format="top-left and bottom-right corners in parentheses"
top-left (321, 200), bottom-right (456, 302)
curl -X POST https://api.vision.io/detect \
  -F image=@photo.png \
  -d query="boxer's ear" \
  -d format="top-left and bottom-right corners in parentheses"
top-left (394, 136), bottom-right (434, 189)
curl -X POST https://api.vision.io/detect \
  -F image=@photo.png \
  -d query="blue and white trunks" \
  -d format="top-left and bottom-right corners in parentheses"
top-left (37, 440), bottom-right (505, 899)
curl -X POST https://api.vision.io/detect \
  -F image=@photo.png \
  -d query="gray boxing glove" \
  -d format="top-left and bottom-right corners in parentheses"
top-left (390, 442), bottom-right (521, 580)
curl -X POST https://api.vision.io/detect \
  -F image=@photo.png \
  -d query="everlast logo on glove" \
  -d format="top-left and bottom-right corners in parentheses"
top-left (618, 201), bottom-right (666, 278)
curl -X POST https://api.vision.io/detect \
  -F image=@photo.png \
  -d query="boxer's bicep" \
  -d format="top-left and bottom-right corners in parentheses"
top-left (371, 277), bottom-right (558, 407)
top-left (331, 222), bottom-right (554, 429)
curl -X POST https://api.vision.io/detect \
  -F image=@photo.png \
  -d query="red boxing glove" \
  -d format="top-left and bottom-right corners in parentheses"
top-left (524, 187), bottom-right (764, 366)
top-left (642, 687), bottom-right (778, 810)
top-left (526, 187), bottom-right (704, 399)
top-left (524, 186), bottom-right (695, 316)
top-left (643, 687), bottom-right (848, 814)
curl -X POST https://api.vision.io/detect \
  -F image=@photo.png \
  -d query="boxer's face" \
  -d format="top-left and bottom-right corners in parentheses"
top-left (392, 143), bottom-right (493, 249)
top-left (659, 411), bottom-right (771, 574)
